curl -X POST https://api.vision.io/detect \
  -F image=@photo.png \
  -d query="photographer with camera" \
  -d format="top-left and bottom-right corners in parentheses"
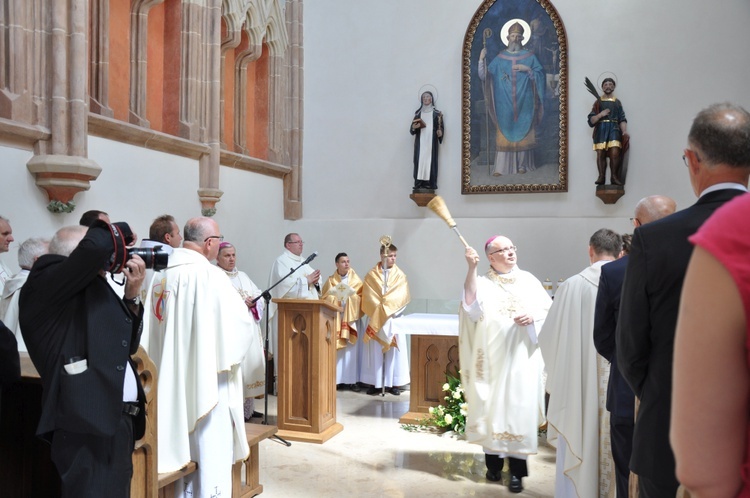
top-left (19, 221), bottom-right (148, 498)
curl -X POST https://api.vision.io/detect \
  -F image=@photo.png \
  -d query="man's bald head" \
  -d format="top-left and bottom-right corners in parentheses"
top-left (49, 226), bottom-right (88, 257)
top-left (183, 217), bottom-right (222, 260)
top-left (634, 195), bottom-right (677, 226)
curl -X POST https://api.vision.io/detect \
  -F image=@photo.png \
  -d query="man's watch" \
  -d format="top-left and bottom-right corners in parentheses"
top-left (123, 295), bottom-right (141, 307)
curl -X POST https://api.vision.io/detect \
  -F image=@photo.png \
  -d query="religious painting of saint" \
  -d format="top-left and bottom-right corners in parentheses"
top-left (462, 0), bottom-right (568, 194)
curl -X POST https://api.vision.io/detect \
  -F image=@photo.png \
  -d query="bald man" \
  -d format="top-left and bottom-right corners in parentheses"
top-left (594, 195), bottom-right (676, 498)
top-left (141, 217), bottom-right (253, 498)
top-left (20, 221), bottom-right (146, 497)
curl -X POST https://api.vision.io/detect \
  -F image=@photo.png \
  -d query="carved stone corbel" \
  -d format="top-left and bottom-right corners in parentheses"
top-left (27, 155), bottom-right (102, 213)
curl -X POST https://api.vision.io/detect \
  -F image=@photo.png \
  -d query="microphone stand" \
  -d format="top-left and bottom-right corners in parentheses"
top-left (250, 256), bottom-right (316, 447)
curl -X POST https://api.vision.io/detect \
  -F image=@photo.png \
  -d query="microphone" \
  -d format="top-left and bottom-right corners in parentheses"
top-left (304, 251), bottom-right (321, 294)
top-left (302, 251), bottom-right (318, 265)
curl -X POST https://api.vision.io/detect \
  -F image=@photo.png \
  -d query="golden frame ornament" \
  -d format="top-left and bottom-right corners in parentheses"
top-left (461, 0), bottom-right (568, 194)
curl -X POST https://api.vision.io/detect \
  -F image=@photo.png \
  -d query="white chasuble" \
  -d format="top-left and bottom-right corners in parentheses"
top-left (539, 262), bottom-right (614, 498)
top-left (141, 248), bottom-right (251, 496)
top-left (459, 269), bottom-right (551, 456)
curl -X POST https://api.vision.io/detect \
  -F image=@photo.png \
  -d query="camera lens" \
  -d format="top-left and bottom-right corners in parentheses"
top-left (127, 246), bottom-right (169, 271)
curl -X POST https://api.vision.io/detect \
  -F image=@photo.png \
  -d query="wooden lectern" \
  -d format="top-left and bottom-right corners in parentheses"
top-left (273, 298), bottom-right (344, 443)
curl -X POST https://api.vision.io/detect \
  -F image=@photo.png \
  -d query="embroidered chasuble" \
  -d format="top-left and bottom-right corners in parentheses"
top-left (459, 268), bottom-right (551, 456)
top-left (141, 248), bottom-right (251, 495)
top-left (361, 262), bottom-right (410, 352)
top-left (322, 268), bottom-right (364, 349)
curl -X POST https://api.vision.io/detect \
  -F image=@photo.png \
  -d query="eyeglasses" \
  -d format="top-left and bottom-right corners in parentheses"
top-left (490, 246), bottom-right (517, 256)
top-left (682, 149), bottom-right (701, 167)
top-left (204, 235), bottom-right (224, 242)
top-left (629, 217), bottom-right (641, 227)
top-left (287, 240), bottom-right (304, 245)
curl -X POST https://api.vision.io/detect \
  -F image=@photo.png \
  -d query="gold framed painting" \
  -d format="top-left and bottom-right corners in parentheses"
top-left (462, 0), bottom-right (568, 194)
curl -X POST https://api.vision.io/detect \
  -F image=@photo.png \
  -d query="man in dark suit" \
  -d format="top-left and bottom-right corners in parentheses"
top-left (617, 102), bottom-right (750, 498)
top-left (594, 195), bottom-right (676, 498)
top-left (19, 221), bottom-right (147, 498)
top-left (0, 319), bottom-right (20, 413)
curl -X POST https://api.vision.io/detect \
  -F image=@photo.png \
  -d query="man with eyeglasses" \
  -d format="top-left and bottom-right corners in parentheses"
top-left (618, 103), bottom-right (750, 498)
top-left (141, 217), bottom-right (254, 497)
top-left (460, 236), bottom-right (551, 493)
top-left (267, 233), bottom-right (321, 388)
top-left (591, 195), bottom-right (675, 498)
top-left (539, 228), bottom-right (622, 497)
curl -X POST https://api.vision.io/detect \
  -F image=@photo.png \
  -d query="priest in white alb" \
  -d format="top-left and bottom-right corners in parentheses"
top-left (141, 217), bottom-right (252, 498)
top-left (539, 229), bottom-right (622, 498)
top-left (459, 236), bottom-right (551, 494)
top-left (321, 252), bottom-right (364, 391)
top-left (267, 233), bottom-right (320, 381)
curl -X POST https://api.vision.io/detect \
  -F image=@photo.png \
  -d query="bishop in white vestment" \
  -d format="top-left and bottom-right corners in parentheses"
top-left (460, 236), bottom-right (551, 493)
top-left (216, 242), bottom-right (266, 418)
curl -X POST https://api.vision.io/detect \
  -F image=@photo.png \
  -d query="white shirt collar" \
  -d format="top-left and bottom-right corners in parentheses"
top-left (700, 182), bottom-right (748, 197)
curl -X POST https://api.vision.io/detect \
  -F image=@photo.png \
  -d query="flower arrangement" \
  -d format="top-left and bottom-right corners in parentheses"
top-left (425, 371), bottom-right (467, 434)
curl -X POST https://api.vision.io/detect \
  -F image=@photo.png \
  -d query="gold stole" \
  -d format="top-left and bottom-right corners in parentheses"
top-left (321, 269), bottom-right (363, 349)
top-left (361, 263), bottom-right (411, 352)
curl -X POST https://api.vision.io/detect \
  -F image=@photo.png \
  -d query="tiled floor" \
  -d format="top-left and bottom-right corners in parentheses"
top-left (255, 389), bottom-right (556, 497)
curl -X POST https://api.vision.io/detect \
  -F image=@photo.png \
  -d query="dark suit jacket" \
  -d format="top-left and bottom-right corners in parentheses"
top-left (593, 255), bottom-right (634, 418)
top-left (617, 188), bottom-right (747, 480)
top-left (0, 319), bottom-right (20, 415)
top-left (19, 224), bottom-right (145, 440)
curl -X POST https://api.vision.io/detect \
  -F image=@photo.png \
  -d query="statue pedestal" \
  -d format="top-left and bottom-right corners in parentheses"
top-left (409, 190), bottom-right (435, 207)
top-left (596, 184), bottom-right (625, 204)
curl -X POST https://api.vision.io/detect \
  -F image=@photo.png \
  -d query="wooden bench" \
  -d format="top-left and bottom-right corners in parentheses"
top-left (232, 423), bottom-right (278, 498)
top-left (131, 347), bottom-right (276, 498)
top-left (156, 461), bottom-right (198, 498)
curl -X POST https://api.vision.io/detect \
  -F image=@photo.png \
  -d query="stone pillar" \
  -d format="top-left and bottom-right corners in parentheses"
top-left (282, 0), bottom-right (303, 220)
top-left (198, 0), bottom-right (223, 216)
top-left (27, 0), bottom-right (101, 213)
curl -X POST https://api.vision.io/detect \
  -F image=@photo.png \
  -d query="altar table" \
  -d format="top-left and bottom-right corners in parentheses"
top-left (390, 313), bottom-right (461, 425)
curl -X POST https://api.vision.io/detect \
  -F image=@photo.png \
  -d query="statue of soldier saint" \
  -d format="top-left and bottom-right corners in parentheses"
top-left (586, 76), bottom-right (629, 186)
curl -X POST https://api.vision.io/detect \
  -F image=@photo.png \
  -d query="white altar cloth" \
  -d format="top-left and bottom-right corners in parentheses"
top-left (390, 313), bottom-right (458, 337)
